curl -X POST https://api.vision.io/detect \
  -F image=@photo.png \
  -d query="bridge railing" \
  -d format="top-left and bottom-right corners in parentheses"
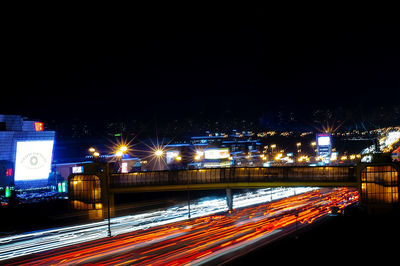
top-left (110, 166), bottom-right (356, 188)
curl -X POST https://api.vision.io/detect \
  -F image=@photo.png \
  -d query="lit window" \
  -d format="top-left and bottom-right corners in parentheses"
top-left (35, 122), bottom-right (44, 131)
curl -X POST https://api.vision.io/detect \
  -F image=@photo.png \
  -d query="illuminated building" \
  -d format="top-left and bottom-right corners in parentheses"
top-left (191, 135), bottom-right (262, 162)
top-left (164, 143), bottom-right (192, 170)
top-left (202, 148), bottom-right (231, 168)
top-left (0, 115), bottom-right (55, 190)
top-left (191, 135), bottom-right (261, 151)
top-left (165, 135), bottom-right (263, 168)
top-left (361, 165), bottom-right (399, 205)
top-left (0, 161), bottom-right (13, 192)
top-left (54, 156), bottom-right (141, 179)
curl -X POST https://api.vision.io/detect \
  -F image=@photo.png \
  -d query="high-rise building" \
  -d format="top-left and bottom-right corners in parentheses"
top-left (0, 115), bottom-right (55, 189)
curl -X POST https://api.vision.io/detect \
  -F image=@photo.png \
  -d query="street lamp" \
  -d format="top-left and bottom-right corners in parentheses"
top-left (89, 147), bottom-right (100, 161)
top-left (115, 144), bottom-right (129, 172)
top-left (311, 141), bottom-right (316, 147)
top-left (155, 149), bottom-right (164, 157)
top-left (270, 144), bottom-right (276, 154)
top-left (296, 142), bottom-right (301, 153)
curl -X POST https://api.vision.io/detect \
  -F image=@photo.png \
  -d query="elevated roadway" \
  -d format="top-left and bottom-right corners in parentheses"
top-left (109, 166), bottom-right (358, 193)
top-left (68, 165), bottom-right (359, 214)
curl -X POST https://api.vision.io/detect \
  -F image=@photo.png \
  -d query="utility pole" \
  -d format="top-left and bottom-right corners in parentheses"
top-left (187, 173), bottom-right (191, 219)
top-left (294, 210), bottom-right (299, 239)
top-left (106, 162), bottom-right (112, 237)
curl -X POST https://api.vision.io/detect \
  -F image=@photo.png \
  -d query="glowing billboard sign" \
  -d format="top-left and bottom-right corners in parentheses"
top-left (317, 135), bottom-right (331, 146)
top-left (121, 162), bottom-right (128, 173)
top-left (14, 140), bottom-right (54, 181)
top-left (166, 150), bottom-right (180, 164)
top-left (6, 168), bottom-right (13, 177)
top-left (58, 182), bottom-right (67, 193)
top-left (204, 148), bottom-right (230, 160)
top-left (316, 134), bottom-right (332, 164)
top-left (34, 122), bottom-right (44, 131)
top-left (72, 166), bottom-right (83, 174)
top-left (5, 187), bottom-right (11, 198)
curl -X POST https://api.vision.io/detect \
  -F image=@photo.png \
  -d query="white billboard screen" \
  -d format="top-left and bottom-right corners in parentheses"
top-left (121, 162), bottom-right (128, 173)
top-left (317, 136), bottom-right (331, 146)
top-left (72, 166), bottom-right (83, 174)
top-left (14, 140), bottom-right (54, 181)
top-left (204, 148), bottom-right (230, 159)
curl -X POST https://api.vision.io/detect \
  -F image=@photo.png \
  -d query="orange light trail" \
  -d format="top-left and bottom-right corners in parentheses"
top-left (5, 187), bottom-right (358, 265)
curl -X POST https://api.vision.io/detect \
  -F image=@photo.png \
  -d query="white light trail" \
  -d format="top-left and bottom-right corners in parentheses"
top-left (0, 187), bottom-right (317, 261)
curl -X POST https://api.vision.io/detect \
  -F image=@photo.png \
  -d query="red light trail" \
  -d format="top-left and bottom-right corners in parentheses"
top-left (5, 187), bottom-right (358, 265)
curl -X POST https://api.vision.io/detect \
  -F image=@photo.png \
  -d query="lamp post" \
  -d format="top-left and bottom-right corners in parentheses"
top-left (89, 147), bottom-right (99, 158)
top-left (294, 210), bottom-right (299, 239)
top-left (106, 145), bottom-right (128, 237)
top-left (296, 142), bottom-right (301, 154)
top-left (154, 149), bottom-right (164, 157)
top-left (106, 162), bottom-right (112, 237)
top-left (187, 172), bottom-right (191, 219)
top-left (115, 145), bottom-right (127, 173)
top-left (153, 149), bottom-right (164, 171)
top-left (270, 144), bottom-right (276, 154)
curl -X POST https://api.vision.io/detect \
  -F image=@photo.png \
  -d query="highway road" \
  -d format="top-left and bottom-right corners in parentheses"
top-left (0, 187), bottom-right (314, 261)
top-left (4, 187), bottom-right (358, 265)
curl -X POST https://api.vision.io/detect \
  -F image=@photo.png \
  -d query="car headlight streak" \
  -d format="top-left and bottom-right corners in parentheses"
top-left (0, 187), bottom-right (318, 261)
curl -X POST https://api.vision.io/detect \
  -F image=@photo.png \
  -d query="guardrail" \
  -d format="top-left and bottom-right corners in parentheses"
top-left (110, 166), bottom-right (356, 188)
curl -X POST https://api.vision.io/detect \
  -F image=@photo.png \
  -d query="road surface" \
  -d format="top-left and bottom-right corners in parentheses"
top-left (4, 187), bottom-right (358, 265)
top-left (0, 187), bottom-right (314, 261)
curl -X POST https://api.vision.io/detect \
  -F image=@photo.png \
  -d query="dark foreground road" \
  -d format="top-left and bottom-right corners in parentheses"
top-left (231, 203), bottom-right (400, 265)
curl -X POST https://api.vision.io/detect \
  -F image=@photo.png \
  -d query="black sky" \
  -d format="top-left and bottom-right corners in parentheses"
top-left (3, 6), bottom-right (400, 123)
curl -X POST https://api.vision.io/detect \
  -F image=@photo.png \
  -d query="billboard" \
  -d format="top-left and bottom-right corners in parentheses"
top-left (72, 166), bottom-right (84, 174)
top-left (316, 134), bottom-right (331, 164)
top-left (317, 135), bottom-right (331, 146)
top-left (14, 140), bottom-right (54, 181)
top-left (166, 150), bottom-right (180, 164)
top-left (204, 148), bottom-right (230, 160)
top-left (121, 162), bottom-right (129, 173)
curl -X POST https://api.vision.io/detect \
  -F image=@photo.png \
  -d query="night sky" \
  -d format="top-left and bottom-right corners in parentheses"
top-left (3, 7), bottom-right (400, 124)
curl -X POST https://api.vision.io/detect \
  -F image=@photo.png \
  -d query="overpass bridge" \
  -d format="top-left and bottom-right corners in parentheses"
top-left (69, 165), bottom-right (357, 215)
top-left (109, 166), bottom-right (358, 193)
top-left (68, 163), bottom-right (399, 218)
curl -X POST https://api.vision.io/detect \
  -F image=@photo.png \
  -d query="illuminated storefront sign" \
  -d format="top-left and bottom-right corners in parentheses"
top-left (34, 122), bottom-right (44, 131)
top-left (166, 150), bottom-right (180, 164)
top-left (58, 182), bottom-right (67, 193)
top-left (204, 148), bottom-right (230, 160)
top-left (121, 162), bottom-right (128, 173)
top-left (5, 187), bottom-right (11, 198)
top-left (5, 168), bottom-right (13, 177)
top-left (72, 166), bottom-right (84, 174)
